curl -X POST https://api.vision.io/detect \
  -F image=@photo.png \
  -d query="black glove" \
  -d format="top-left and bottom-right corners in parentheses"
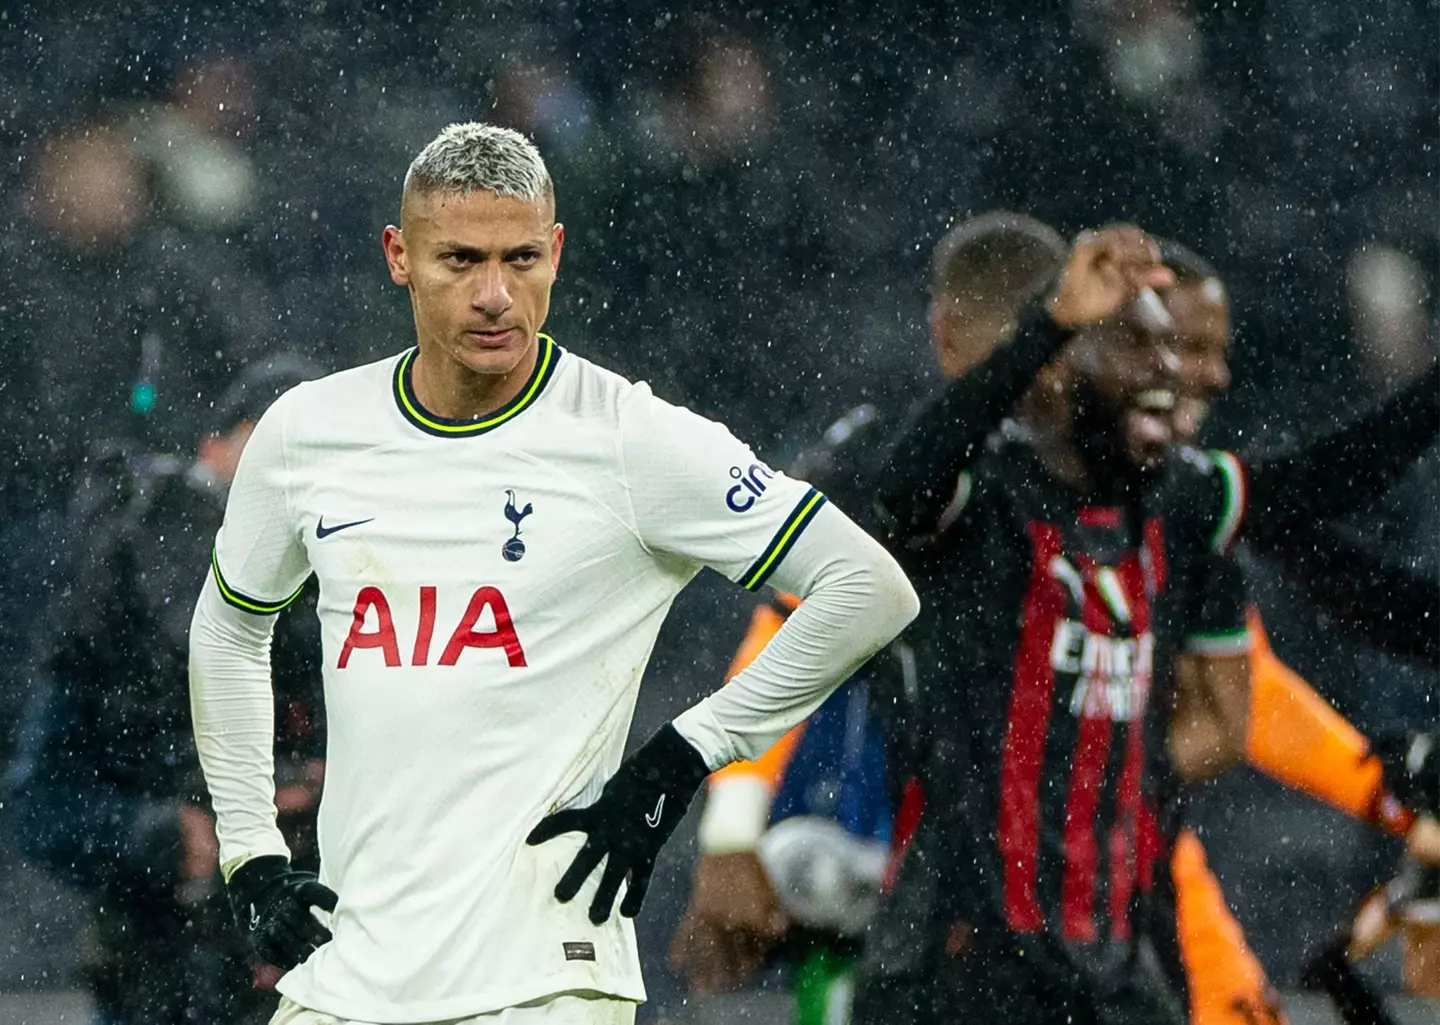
top-left (227, 855), bottom-right (338, 968)
top-left (526, 723), bottom-right (711, 924)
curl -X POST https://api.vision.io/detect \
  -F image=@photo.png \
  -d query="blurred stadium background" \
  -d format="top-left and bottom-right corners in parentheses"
top-left (0, 1), bottom-right (1434, 1022)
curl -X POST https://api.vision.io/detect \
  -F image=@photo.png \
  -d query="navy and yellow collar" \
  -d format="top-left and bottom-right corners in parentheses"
top-left (393, 333), bottom-right (562, 438)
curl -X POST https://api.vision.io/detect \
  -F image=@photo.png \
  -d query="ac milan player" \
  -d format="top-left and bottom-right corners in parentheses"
top-left (668, 213), bottom-right (1069, 998)
top-left (851, 228), bottom-right (1247, 1025)
top-left (1132, 240), bottom-right (1437, 1025)
top-left (853, 213), bottom-right (1440, 1025)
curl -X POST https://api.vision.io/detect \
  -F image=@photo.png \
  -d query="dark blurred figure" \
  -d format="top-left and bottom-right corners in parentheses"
top-left (130, 55), bottom-right (262, 235)
top-left (1192, 240), bottom-right (1438, 984)
top-left (0, 121), bottom-right (283, 722)
top-left (612, 18), bottom-right (838, 452)
top-left (14, 122), bottom-right (277, 476)
top-left (0, 126), bottom-right (157, 756)
top-left (4, 355), bottom-right (324, 1025)
top-left (482, 49), bottom-right (627, 365)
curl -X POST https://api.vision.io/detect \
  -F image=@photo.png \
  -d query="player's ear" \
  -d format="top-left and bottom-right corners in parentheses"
top-left (926, 297), bottom-right (948, 347)
top-left (928, 299), bottom-right (958, 371)
top-left (382, 225), bottom-right (410, 287)
top-left (550, 222), bottom-right (565, 275)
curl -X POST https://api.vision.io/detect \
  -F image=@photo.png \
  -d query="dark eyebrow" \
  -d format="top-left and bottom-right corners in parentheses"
top-left (503, 241), bottom-right (545, 258)
top-left (434, 240), bottom-right (545, 259)
top-left (436, 242), bottom-right (487, 259)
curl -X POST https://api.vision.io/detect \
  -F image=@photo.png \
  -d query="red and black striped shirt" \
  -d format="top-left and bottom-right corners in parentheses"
top-left (875, 435), bottom-right (1248, 953)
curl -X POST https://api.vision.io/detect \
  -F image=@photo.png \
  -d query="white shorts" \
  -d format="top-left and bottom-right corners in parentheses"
top-left (269, 992), bottom-right (638, 1025)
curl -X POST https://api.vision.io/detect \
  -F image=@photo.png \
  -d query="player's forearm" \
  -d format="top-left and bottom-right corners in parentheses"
top-left (702, 600), bottom-right (803, 846)
top-left (674, 506), bottom-right (919, 769)
top-left (1244, 360), bottom-right (1438, 543)
top-left (700, 605), bottom-right (803, 852)
top-left (877, 295), bottom-right (1073, 536)
top-left (189, 575), bottom-right (290, 878)
top-left (1245, 638), bottom-right (1410, 829)
top-left (1171, 652), bottom-right (1251, 783)
top-left (1171, 714), bottom-right (1246, 782)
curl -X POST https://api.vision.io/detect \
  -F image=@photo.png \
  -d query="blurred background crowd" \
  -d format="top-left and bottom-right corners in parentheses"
top-left (0, 0), bottom-right (1434, 1022)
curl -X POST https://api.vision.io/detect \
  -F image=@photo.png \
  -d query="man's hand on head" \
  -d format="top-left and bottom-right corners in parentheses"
top-left (1048, 225), bottom-right (1176, 329)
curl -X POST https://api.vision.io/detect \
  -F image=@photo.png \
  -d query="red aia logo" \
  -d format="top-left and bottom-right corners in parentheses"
top-left (337, 586), bottom-right (527, 668)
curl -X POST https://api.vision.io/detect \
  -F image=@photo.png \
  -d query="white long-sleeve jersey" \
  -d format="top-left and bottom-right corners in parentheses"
top-left (189, 335), bottom-right (918, 1022)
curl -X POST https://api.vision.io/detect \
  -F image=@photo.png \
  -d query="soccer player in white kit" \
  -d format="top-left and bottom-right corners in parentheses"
top-left (189, 123), bottom-right (919, 1025)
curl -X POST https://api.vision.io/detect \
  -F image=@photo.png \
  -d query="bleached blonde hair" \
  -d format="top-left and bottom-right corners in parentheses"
top-left (402, 122), bottom-right (553, 208)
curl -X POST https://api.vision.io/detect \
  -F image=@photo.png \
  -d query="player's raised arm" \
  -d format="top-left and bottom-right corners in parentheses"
top-left (1262, 522), bottom-right (1438, 668)
top-left (1239, 359), bottom-right (1439, 546)
top-left (876, 293), bottom-right (1070, 536)
top-left (188, 390), bottom-right (334, 969)
top-left (527, 387), bottom-right (918, 925)
top-left (1170, 554), bottom-right (1252, 782)
top-left (876, 226), bottom-right (1176, 537)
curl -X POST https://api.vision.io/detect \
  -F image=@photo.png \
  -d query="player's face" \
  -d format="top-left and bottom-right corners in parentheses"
top-left (384, 189), bottom-right (564, 379)
top-left (1065, 313), bottom-right (1182, 475)
top-left (1161, 279), bottom-right (1231, 442)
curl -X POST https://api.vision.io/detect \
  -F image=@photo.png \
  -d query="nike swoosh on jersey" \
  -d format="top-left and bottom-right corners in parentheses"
top-left (645, 794), bottom-right (665, 828)
top-left (316, 517), bottom-right (375, 539)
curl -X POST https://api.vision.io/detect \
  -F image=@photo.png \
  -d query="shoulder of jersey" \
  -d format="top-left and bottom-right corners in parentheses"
top-left (517, 346), bottom-right (672, 437)
top-left (1165, 443), bottom-right (1248, 552)
top-left (572, 352), bottom-right (736, 439)
top-left (559, 348), bottom-right (644, 419)
top-left (266, 354), bottom-right (394, 423)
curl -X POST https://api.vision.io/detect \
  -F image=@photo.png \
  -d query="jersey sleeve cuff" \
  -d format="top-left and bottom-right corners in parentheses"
top-left (220, 842), bottom-right (293, 884)
top-left (211, 549), bottom-right (305, 616)
top-left (739, 488), bottom-right (828, 591)
top-left (1184, 627), bottom-right (1252, 657)
top-left (1209, 450), bottom-right (1248, 553)
top-left (673, 703), bottom-right (737, 771)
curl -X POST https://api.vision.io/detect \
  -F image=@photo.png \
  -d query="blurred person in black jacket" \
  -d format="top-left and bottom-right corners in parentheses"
top-left (610, 18), bottom-right (841, 452)
top-left (0, 127), bottom-right (157, 747)
top-left (11, 123), bottom-right (279, 491)
top-left (853, 214), bottom-right (1439, 1025)
top-left (5, 355), bottom-right (324, 1025)
top-left (0, 124), bottom-right (284, 745)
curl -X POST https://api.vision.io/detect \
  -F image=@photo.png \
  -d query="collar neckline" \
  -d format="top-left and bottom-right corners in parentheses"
top-left (392, 333), bottom-right (561, 438)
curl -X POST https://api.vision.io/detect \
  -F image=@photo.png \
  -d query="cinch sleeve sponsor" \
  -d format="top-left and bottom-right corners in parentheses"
top-left (619, 385), bottom-right (827, 585)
